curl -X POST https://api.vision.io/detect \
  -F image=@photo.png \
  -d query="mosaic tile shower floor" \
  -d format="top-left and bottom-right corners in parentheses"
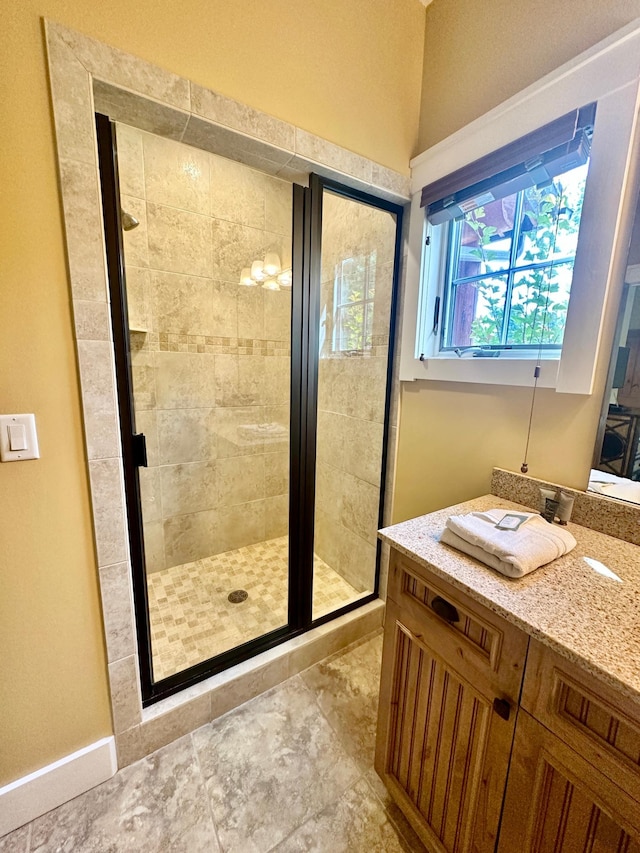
top-left (147, 535), bottom-right (362, 681)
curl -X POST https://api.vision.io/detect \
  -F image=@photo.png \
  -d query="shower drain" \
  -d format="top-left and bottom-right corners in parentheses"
top-left (228, 589), bottom-right (249, 604)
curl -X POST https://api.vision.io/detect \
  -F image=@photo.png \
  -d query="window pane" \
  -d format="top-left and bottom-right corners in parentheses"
top-left (515, 163), bottom-right (588, 265)
top-left (336, 302), bottom-right (364, 350)
top-left (339, 256), bottom-right (367, 304)
top-left (507, 262), bottom-right (573, 346)
top-left (448, 276), bottom-right (508, 347)
top-left (454, 198), bottom-right (515, 279)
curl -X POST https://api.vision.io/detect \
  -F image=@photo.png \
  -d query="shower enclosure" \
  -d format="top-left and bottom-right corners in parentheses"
top-left (96, 114), bottom-right (402, 704)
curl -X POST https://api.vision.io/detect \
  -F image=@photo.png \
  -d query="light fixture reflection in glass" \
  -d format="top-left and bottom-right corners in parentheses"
top-left (251, 260), bottom-right (266, 282)
top-left (262, 278), bottom-right (280, 291)
top-left (264, 252), bottom-right (281, 276)
top-left (239, 267), bottom-right (257, 287)
top-left (583, 557), bottom-right (623, 583)
top-left (277, 269), bottom-right (292, 287)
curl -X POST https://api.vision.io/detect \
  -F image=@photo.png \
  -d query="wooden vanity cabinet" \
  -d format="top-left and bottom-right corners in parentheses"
top-left (375, 551), bottom-right (528, 852)
top-left (376, 548), bottom-right (640, 852)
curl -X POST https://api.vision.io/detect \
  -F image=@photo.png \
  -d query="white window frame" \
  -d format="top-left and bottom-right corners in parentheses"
top-left (401, 19), bottom-right (640, 393)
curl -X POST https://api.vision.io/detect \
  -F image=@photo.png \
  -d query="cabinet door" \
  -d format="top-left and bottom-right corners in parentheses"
top-left (375, 600), bottom-right (517, 853)
top-left (499, 711), bottom-right (640, 853)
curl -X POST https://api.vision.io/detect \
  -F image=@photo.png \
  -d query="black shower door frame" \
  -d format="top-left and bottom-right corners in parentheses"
top-left (96, 113), bottom-right (404, 705)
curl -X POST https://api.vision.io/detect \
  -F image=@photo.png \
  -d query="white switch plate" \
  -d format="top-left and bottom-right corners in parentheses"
top-left (0, 414), bottom-right (40, 462)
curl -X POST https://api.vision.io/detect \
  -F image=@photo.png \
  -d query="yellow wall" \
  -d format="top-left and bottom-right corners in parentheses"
top-left (0, 1), bottom-right (425, 785)
top-left (394, 0), bottom-right (640, 523)
top-left (418, 0), bottom-right (640, 151)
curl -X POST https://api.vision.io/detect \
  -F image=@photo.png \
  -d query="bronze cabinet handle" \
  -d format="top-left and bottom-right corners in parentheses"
top-left (431, 596), bottom-right (459, 624)
top-left (493, 698), bottom-right (511, 721)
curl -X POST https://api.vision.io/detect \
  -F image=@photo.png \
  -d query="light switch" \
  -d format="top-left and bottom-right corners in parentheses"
top-left (0, 414), bottom-right (40, 462)
top-left (8, 423), bottom-right (27, 451)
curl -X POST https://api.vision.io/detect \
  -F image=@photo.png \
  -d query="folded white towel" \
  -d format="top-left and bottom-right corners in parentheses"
top-left (441, 509), bottom-right (577, 578)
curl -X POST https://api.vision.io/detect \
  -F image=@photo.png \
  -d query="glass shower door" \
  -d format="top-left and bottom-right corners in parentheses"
top-left (312, 185), bottom-right (398, 619)
top-left (114, 122), bottom-right (293, 682)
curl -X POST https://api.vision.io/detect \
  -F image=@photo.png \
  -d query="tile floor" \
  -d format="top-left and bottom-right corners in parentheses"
top-left (0, 632), bottom-right (426, 853)
top-left (148, 536), bottom-right (363, 681)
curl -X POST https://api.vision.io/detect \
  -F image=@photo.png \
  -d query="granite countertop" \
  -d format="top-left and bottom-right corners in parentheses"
top-left (379, 494), bottom-right (640, 703)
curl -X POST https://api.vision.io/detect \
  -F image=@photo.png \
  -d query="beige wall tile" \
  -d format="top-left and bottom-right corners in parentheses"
top-left (211, 219), bottom-right (265, 283)
top-left (212, 280), bottom-right (239, 338)
top-left (147, 203), bottom-right (212, 277)
top-left (157, 408), bottom-right (216, 464)
top-left (99, 561), bottom-right (136, 664)
top-left (264, 495), bottom-right (287, 540)
top-left (73, 300), bottom-right (111, 341)
top-left (163, 509), bottom-right (217, 567)
top-left (314, 509), bottom-right (341, 572)
top-left (45, 28), bottom-right (96, 166)
top-left (160, 461), bottom-right (217, 516)
top-left (59, 158), bottom-right (108, 302)
top-left (183, 114), bottom-right (293, 174)
top-left (264, 288), bottom-right (291, 341)
top-left (209, 655), bottom-right (290, 721)
top-left (121, 195), bottom-right (149, 268)
top-left (115, 123), bottom-right (145, 198)
top-left (213, 406), bottom-right (266, 458)
top-left (108, 655), bottom-right (142, 733)
top-left (370, 163), bottom-right (411, 200)
top-left (215, 354), bottom-right (263, 407)
top-left (143, 132), bottom-right (210, 214)
top-left (77, 340), bottom-right (120, 459)
top-left (130, 348), bottom-right (156, 410)
top-left (150, 271), bottom-right (214, 336)
top-left (143, 520), bottom-right (165, 573)
top-left (341, 357), bottom-right (387, 423)
top-left (316, 410), bottom-right (345, 471)
top-left (316, 462), bottom-right (343, 524)
top-left (190, 83), bottom-right (296, 152)
top-left (338, 527), bottom-right (377, 593)
top-left (263, 175), bottom-right (293, 237)
top-left (135, 409), bottom-right (159, 467)
top-left (341, 416), bottom-right (384, 486)
top-left (295, 128), bottom-right (371, 183)
top-left (48, 22), bottom-right (190, 109)
top-left (155, 352), bottom-right (217, 409)
top-left (237, 285), bottom-right (264, 339)
top-left (93, 80), bottom-right (189, 139)
top-left (210, 155), bottom-right (265, 229)
top-left (265, 451), bottom-right (289, 498)
top-left (125, 267), bottom-right (151, 331)
top-left (263, 357), bottom-right (290, 407)
top-left (141, 694), bottom-right (210, 755)
top-left (340, 472), bottom-right (380, 546)
top-left (115, 726), bottom-right (145, 769)
top-left (216, 502), bottom-right (265, 553)
top-left (217, 456), bottom-right (264, 507)
top-left (89, 458), bottom-right (128, 567)
top-left (139, 466), bottom-right (163, 523)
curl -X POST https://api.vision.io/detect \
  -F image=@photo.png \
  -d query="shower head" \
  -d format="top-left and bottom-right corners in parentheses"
top-left (121, 210), bottom-right (140, 231)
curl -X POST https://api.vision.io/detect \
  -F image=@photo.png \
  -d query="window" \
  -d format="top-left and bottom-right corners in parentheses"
top-left (400, 23), bottom-right (640, 392)
top-left (441, 161), bottom-right (589, 353)
top-left (332, 252), bottom-right (376, 352)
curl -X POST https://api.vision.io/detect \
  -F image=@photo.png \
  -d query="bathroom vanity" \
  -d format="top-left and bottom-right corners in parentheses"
top-left (376, 494), bottom-right (640, 852)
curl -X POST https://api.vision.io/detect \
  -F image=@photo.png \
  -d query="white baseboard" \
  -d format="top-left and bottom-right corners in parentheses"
top-left (0, 737), bottom-right (117, 837)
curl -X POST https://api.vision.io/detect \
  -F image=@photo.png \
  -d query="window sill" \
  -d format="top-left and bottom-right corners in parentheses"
top-left (412, 356), bottom-right (560, 388)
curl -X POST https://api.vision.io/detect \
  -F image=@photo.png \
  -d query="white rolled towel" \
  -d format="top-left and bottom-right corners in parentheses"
top-left (440, 509), bottom-right (577, 579)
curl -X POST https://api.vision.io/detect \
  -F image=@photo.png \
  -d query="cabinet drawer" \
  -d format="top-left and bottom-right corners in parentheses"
top-left (387, 550), bottom-right (527, 701)
top-left (522, 640), bottom-right (640, 803)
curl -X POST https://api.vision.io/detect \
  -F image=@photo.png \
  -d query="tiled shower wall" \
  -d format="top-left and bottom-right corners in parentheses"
top-left (314, 195), bottom-right (396, 592)
top-left (115, 124), bottom-right (292, 572)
